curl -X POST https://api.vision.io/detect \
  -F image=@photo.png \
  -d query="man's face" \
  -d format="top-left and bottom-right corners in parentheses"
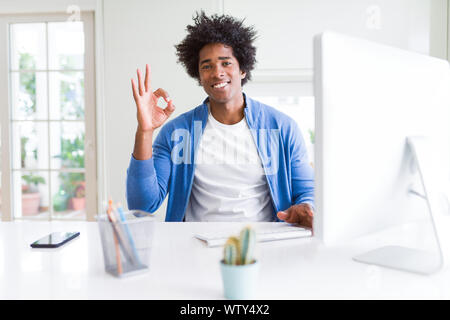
top-left (198, 43), bottom-right (246, 105)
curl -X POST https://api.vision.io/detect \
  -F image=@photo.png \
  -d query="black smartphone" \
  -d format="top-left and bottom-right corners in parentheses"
top-left (30, 232), bottom-right (80, 248)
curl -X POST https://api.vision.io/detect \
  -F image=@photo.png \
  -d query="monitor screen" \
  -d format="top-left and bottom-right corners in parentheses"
top-left (313, 31), bottom-right (450, 245)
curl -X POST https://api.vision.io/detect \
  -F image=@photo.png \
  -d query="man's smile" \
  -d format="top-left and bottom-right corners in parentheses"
top-left (212, 81), bottom-right (231, 89)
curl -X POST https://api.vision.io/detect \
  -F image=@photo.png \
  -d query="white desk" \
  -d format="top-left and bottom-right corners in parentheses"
top-left (0, 220), bottom-right (449, 299)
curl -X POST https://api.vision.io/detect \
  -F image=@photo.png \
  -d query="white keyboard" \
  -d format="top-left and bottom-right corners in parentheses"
top-left (194, 224), bottom-right (312, 247)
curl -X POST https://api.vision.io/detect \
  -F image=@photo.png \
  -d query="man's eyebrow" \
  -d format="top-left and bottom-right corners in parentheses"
top-left (199, 56), bottom-right (232, 65)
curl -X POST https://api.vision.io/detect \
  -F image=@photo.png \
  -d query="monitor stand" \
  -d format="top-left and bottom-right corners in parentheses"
top-left (353, 136), bottom-right (450, 275)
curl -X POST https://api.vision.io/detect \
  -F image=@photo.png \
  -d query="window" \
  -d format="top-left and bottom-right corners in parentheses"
top-left (245, 80), bottom-right (315, 166)
top-left (0, 13), bottom-right (97, 221)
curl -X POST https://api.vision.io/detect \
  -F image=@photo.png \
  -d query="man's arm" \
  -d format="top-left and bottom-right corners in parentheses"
top-left (126, 130), bottom-right (173, 213)
top-left (127, 64), bottom-right (175, 212)
top-left (133, 130), bottom-right (154, 160)
top-left (131, 64), bottom-right (175, 160)
top-left (276, 120), bottom-right (315, 228)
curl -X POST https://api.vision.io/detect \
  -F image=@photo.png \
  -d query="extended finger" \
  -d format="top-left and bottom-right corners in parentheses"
top-left (131, 79), bottom-right (139, 104)
top-left (144, 64), bottom-right (151, 92)
top-left (137, 68), bottom-right (144, 96)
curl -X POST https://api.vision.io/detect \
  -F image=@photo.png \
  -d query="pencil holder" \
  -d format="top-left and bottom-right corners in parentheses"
top-left (97, 210), bottom-right (156, 277)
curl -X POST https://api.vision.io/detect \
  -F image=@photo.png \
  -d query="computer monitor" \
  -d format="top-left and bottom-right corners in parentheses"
top-left (313, 31), bottom-right (450, 274)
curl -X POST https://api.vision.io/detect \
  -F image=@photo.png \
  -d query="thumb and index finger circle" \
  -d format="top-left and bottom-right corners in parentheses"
top-left (153, 88), bottom-right (171, 102)
top-left (153, 88), bottom-right (176, 117)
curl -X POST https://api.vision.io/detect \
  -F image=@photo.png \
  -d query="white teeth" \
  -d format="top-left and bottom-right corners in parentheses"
top-left (213, 82), bottom-right (227, 88)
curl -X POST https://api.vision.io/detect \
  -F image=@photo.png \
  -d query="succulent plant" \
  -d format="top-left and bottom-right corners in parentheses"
top-left (239, 226), bottom-right (256, 265)
top-left (223, 236), bottom-right (240, 265)
top-left (223, 226), bottom-right (256, 265)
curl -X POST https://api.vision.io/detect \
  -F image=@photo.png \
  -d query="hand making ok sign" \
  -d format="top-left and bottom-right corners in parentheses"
top-left (131, 64), bottom-right (176, 133)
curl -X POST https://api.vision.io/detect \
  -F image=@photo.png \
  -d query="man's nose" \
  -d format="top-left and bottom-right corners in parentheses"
top-left (213, 65), bottom-right (225, 78)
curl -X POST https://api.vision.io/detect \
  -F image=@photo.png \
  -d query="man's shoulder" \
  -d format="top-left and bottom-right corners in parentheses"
top-left (247, 96), bottom-right (296, 126)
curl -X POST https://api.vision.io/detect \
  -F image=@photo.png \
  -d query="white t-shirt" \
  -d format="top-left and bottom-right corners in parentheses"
top-left (184, 107), bottom-right (274, 222)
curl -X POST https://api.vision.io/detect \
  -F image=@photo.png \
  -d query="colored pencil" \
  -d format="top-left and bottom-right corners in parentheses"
top-left (109, 202), bottom-right (140, 266)
top-left (106, 199), bottom-right (123, 275)
top-left (116, 203), bottom-right (142, 265)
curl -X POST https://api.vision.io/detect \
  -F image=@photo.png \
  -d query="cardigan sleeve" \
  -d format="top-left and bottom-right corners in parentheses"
top-left (288, 120), bottom-right (315, 210)
top-left (126, 126), bottom-right (172, 213)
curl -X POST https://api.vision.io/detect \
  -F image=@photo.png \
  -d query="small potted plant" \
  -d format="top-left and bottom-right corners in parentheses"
top-left (220, 225), bottom-right (259, 299)
top-left (69, 181), bottom-right (86, 211)
top-left (21, 173), bottom-right (46, 215)
top-left (53, 133), bottom-right (85, 212)
top-left (56, 172), bottom-right (85, 212)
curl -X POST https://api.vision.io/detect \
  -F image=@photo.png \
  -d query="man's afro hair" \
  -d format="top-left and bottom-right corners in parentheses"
top-left (175, 11), bottom-right (257, 86)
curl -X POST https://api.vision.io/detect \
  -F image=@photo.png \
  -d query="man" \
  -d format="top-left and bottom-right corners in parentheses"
top-left (127, 11), bottom-right (314, 227)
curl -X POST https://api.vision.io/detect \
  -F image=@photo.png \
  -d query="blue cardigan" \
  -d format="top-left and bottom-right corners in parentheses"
top-left (126, 93), bottom-right (314, 221)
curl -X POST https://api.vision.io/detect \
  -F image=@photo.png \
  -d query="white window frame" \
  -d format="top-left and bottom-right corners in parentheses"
top-left (0, 11), bottom-right (98, 221)
top-left (448, 0), bottom-right (450, 61)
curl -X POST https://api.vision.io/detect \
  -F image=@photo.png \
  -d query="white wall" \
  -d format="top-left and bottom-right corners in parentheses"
top-left (0, 0), bottom-right (97, 13)
top-left (225, 0), bottom-right (434, 71)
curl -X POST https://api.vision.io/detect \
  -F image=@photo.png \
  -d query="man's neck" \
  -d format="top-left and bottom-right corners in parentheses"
top-left (209, 94), bottom-right (245, 125)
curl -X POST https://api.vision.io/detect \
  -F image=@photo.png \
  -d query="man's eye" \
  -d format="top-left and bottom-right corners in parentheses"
top-left (202, 65), bottom-right (211, 69)
top-left (223, 62), bottom-right (231, 66)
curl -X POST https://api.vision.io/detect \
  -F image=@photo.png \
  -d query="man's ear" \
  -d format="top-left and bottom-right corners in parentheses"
top-left (241, 70), bottom-right (246, 79)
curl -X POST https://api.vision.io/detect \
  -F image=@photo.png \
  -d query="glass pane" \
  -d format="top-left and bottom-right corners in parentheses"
top-left (10, 72), bottom-right (48, 120)
top-left (50, 122), bottom-right (85, 169)
top-left (12, 122), bottom-right (49, 170)
top-left (258, 96), bottom-right (315, 140)
top-left (13, 170), bottom-right (49, 219)
top-left (48, 22), bottom-right (84, 70)
top-left (253, 95), bottom-right (315, 164)
top-left (51, 171), bottom-right (85, 220)
top-left (10, 23), bottom-right (47, 70)
top-left (49, 71), bottom-right (84, 120)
